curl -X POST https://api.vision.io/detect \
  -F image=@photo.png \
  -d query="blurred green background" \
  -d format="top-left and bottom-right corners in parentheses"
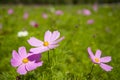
top-left (0, 0), bottom-right (120, 80)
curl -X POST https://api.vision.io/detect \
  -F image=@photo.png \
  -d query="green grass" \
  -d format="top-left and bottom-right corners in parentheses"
top-left (0, 4), bottom-right (120, 80)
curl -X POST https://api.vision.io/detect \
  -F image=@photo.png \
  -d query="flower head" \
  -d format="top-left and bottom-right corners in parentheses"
top-left (87, 19), bottom-right (94, 24)
top-left (93, 3), bottom-right (98, 12)
top-left (18, 30), bottom-right (28, 37)
top-left (27, 30), bottom-right (65, 54)
top-left (42, 13), bottom-right (48, 19)
top-left (87, 47), bottom-right (113, 71)
top-left (23, 12), bottom-right (29, 20)
top-left (55, 10), bottom-right (63, 15)
top-left (82, 9), bottom-right (91, 16)
top-left (11, 47), bottom-right (43, 75)
top-left (30, 21), bottom-right (39, 28)
top-left (8, 8), bottom-right (13, 15)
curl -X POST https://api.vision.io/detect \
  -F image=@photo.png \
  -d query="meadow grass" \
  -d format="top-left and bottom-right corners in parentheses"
top-left (0, 4), bottom-right (120, 80)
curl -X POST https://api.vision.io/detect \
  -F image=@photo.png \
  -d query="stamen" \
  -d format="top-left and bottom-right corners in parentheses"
top-left (43, 41), bottom-right (49, 46)
top-left (22, 58), bottom-right (29, 63)
top-left (94, 58), bottom-right (100, 63)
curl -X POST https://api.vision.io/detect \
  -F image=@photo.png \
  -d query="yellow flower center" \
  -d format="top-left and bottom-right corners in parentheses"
top-left (43, 41), bottom-right (49, 46)
top-left (22, 58), bottom-right (29, 63)
top-left (94, 58), bottom-right (100, 63)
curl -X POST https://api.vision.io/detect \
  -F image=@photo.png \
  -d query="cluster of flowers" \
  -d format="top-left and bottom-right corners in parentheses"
top-left (11, 30), bottom-right (65, 75)
top-left (11, 30), bottom-right (113, 75)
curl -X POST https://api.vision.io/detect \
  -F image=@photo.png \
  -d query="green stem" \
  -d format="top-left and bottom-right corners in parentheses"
top-left (87, 64), bottom-right (94, 80)
top-left (48, 51), bottom-right (50, 63)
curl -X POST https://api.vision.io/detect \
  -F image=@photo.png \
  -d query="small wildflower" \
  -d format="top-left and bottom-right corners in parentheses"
top-left (28, 30), bottom-right (64, 54)
top-left (87, 19), bottom-right (94, 24)
top-left (87, 47), bottom-right (113, 71)
top-left (82, 9), bottom-right (91, 16)
top-left (42, 13), bottom-right (48, 19)
top-left (18, 30), bottom-right (28, 37)
top-left (11, 47), bottom-right (43, 75)
top-left (23, 12), bottom-right (29, 20)
top-left (30, 21), bottom-right (39, 28)
top-left (55, 10), bottom-right (63, 15)
top-left (8, 8), bottom-right (13, 15)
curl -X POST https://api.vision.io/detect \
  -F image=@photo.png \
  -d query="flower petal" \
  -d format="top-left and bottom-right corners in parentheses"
top-left (48, 44), bottom-right (59, 49)
top-left (100, 56), bottom-right (111, 63)
top-left (87, 47), bottom-right (95, 60)
top-left (12, 50), bottom-right (21, 60)
top-left (30, 47), bottom-right (49, 54)
top-left (27, 37), bottom-right (43, 47)
top-left (18, 46), bottom-right (27, 58)
top-left (27, 54), bottom-right (41, 62)
top-left (51, 31), bottom-right (60, 41)
top-left (100, 63), bottom-right (113, 71)
top-left (95, 49), bottom-right (101, 58)
top-left (26, 62), bottom-right (37, 71)
top-left (44, 30), bottom-right (52, 42)
top-left (17, 64), bottom-right (27, 75)
top-left (36, 61), bottom-right (43, 67)
top-left (11, 58), bottom-right (22, 67)
top-left (51, 36), bottom-right (65, 45)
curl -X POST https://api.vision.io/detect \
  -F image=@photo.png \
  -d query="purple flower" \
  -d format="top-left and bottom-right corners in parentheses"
top-left (11, 47), bottom-right (43, 75)
top-left (23, 12), bottom-right (29, 20)
top-left (82, 9), bottom-right (91, 16)
top-left (42, 13), bottom-right (48, 19)
top-left (55, 10), bottom-right (63, 15)
top-left (87, 47), bottom-right (113, 71)
top-left (27, 30), bottom-right (65, 54)
top-left (87, 19), bottom-right (94, 24)
top-left (8, 8), bottom-right (13, 15)
top-left (30, 21), bottom-right (39, 28)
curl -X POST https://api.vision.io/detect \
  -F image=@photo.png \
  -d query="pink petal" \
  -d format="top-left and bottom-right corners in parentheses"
top-left (44, 30), bottom-right (52, 42)
top-left (30, 46), bottom-right (49, 54)
top-left (100, 56), bottom-right (111, 63)
top-left (18, 47), bottom-right (27, 58)
top-left (17, 64), bottom-right (27, 75)
top-left (51, 31), bottom-right (60, 42)
top-left (48, 44), bottom-right (59, 49)
top-left (51, 36), bottom-right (65, 45)
top-left (95, 50), bottom-right (101, 58)
top-left (36, 61), bottom-right (43, 67)
top-left (26, 61), bottom-right (37, 71)
top-left (100, 63), bottom-right (113, 71)
top-left (27, 37), bottom-right (43, 47)
top-left (87, 47), bottom-right (95, 60)
top-left (12, 50), bottom-right (21, 60)
top-left (11, 58), bottom-right (22, 67)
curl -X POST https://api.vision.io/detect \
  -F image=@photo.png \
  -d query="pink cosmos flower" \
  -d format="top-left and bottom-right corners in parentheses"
top-left (93, 3), bottom-right (98, 12)
top-left (87, 19), bottom-right (94, 24)
top-left (30, 21), bottom-right (39, 28)
top-left (27, 30), bottom-right (65, 54)
top-left (82, 9), bottom-right (91, 16)
top-left (42, 13), bottom-right (48, 19)
top-left (87, 47), bottom-right (113, 71)
top-left (11, 46), bottom-right (43, 75)
top-left (8, 8), bottom-right (13, 15)
top-left (23, 12), bottom-right (29, 20)
top-left (55, 10), bottom-right (63, 15)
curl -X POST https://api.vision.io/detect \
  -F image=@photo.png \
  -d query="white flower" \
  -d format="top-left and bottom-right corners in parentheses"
top-left (18, 31), bottom-right (28, 37)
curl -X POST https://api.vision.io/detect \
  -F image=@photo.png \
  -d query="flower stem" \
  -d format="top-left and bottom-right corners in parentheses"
top-left (87, 64), bottom-right (94, 80)
top-left (48, 51), bottom-right (50, 63)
